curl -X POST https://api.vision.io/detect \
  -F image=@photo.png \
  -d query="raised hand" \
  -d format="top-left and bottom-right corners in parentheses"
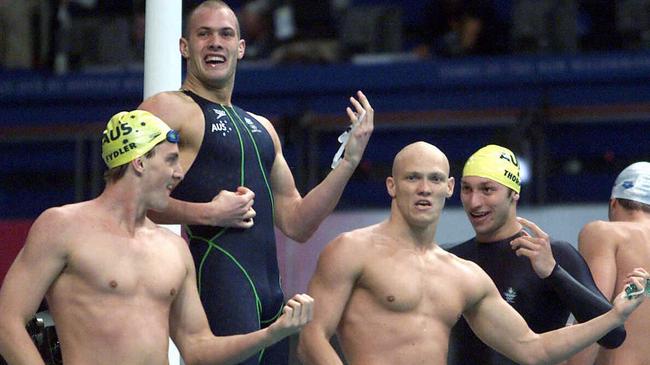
top-left (510, 217), bottom-right (557, 278)
top-left (341, 91), bottom-right (374, 168)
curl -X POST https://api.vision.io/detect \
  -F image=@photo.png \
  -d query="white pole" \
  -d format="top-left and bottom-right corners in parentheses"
top-left (144, 0), bottom-right (182, 99)
top-left (143, 1), bottom-right (183, 364)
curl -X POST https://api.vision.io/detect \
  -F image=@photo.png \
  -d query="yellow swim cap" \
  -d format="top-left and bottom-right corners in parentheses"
top-left (101, 110), bottom-right (179, 168)
top-left (462, 144), bottom-right (521, 193)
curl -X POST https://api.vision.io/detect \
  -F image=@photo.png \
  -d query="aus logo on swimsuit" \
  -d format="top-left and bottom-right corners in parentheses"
top-left (504, 287), bottom-right (517, 304)
top-left (211, 108), bottom-right (233, 137)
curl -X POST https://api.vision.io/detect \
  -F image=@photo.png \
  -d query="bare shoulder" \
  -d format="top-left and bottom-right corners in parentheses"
top-left (581, 220), bottom-right (613, 236)
top-left (139, 90), bottom-right (191, 111)
top-left (441, 251), bottom-right (497, 299)
top-left (148, 223), bottom-right (191, 254)
top-left (155, 224), bottom-right (190, 248)
top-left (36, 202), bottom-right (95, 231)
top-left (138, 91), bottom-right (199, 131)
top-left (579, 220), bottom-right (625, 250)
top-left (25, 202), bottom-right (91, 251)
top-left (443, 251), bottom-right (491, 279)
top-left (327, 225), bottom-right (381, 252)
top-left (317, 225), bottom-right (381, 268)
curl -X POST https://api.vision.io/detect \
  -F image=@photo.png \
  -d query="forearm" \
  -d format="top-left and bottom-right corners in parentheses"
top-left (536, 311), bottom-right (623, 365)
top-left (278, 159), bottom-right (356, 242)
top-left (148, 198), bottom-right (211, 226)
top-left (183, 328), bottom-right (278, 365)
top-left (0, 323), bottom-right (46, 365)
top-left (566, 344), bottom-right (600, 365)
top-left (544, 264), bottom-right (626, 348)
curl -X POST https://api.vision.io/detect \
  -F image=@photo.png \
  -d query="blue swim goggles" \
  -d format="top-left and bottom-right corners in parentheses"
top-left (166, 130), bottom-right (180, 144)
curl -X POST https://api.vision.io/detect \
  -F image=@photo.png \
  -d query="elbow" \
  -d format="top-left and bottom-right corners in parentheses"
top-left (175, 338), bottom-right (202, 365)
top-left (513, 343), bottom-right (552, 365)
top-left (292, 231), bottom-right (313, 244)
top-left (519, 357), bottom-right (550, 365)
top-left (179, 349), bottom-right (203, 365)
top-left (597, 326), bottom-right (626, 349)
top-left (282, 225), bottom-right (316, 244)
top-left (296, 334), bottom-right (310, 364)
top-left (513, 353), bottom-right (543, 365)
top-left (182, 357), bottom-right (197, 365)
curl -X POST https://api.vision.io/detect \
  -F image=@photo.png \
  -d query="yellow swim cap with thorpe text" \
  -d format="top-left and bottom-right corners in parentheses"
top-left (101, 110), bottom-right (179, 169)
top-left (462, 144), bottom-right (521, 193)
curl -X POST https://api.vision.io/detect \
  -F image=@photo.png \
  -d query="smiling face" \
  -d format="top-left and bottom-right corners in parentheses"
top-left (180, 2), bottom-right (245, 91)
top-left (387, 142), bottom-right (454, 229)
top-left (140, 142), bottom-right (184, 212)
top-left (460, 176), bottom-right (519, 242)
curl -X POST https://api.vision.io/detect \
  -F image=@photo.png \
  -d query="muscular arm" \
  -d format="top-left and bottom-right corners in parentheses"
top-left (139, 93), bottom-right (256, 228)
top-left (544, 247), bottom-right (625, 348)
top-left (0, 209), bottom-right (69, 364)
top-left (269, 91), bottom-right (374, 242)
top-left (170, 236), bottom-right (312, 365)
top-left (465, 265), bottom-right (643, 365)
top-left (297, 234), bottom-right (363, 364)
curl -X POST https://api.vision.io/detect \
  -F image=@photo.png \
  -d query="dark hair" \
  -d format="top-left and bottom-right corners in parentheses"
top-left (103, 146), bottom-right (157, 183)
top-left (183, 0), bottom-right (240, 38)
top-left (617, 198), bottom-right (650, 213)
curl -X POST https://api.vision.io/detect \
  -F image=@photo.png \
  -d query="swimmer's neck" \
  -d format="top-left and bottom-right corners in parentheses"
top-left (96, 184), bottom-right (150, 235)
top-left (475, 220), bottom-right (522, 243)
top-left (182, 77), bottom-right (233, 106)
top-left (383, 218), bottom-right (438, 250)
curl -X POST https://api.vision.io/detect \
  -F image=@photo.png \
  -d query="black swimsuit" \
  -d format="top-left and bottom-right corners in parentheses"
top-left (171, 90), bottom-right (286, 364)
top-left (445, 233), bottom-right (625, 364)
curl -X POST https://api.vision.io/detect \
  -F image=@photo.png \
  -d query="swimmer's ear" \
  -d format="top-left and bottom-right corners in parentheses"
top-left (446, 176), bottom-right (455, 198)
top-left (386, 176), bottom-right (396, 198)
top-left (179, 37), bottom-right (189, 59)
top-left (512, 191), bottom-right (520, 203)
top-left (238, 38), bottom-right (246, 60)
top-left (132, 157), bottom-right (145, 174)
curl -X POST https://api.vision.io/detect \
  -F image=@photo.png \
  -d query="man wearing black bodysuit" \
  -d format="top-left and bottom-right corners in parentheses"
top-left (138, 2), bottom-right (373, 364)
top-left (445, 145), bottom-right (626, 365)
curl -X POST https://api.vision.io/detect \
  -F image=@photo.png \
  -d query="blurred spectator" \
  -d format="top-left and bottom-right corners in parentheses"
top-left (412, 0), bottom-right (509, 58)
top-left (235, 0), bottom-right (339, 64)
top-left (50, 0), bottom-right (98, 73)
top-left (511, 0), bottom-right (578, 54)
top-left (239, 0), bottom-right (275, 60)
top-left (51, 0), bottom-right (143, 73)
top-left (615, 0), bottom-right (650, 50)
top-left (0, 0), bottom-right (41, 69)
top-left (579, 0), bottom-right (622, 51)
top-left (338, 3), bottom-right (404, 59)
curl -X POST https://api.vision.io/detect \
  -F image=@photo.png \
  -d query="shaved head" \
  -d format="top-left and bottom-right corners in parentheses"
top-left (392, 142), bottom-right (450, 178)
top-left (386, 141), bottom-right (454, 229)
top-left (184, 0), bottom-right (241, 38)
